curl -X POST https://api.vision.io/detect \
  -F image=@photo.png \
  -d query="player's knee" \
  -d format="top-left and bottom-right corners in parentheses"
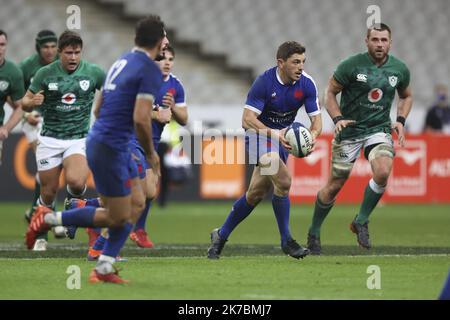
top-left (274, 175), bottom-right (291, 195)
top-left (66, 177), bottom-right (86, 193)
top-left (373, 167), bottom-right (390, 185)
top-left (246, 189), bottom-right (267, 205)
top-left (108, 217), bottom-right (129, 229)
top-left (132, 198), bottom-right (145, 216)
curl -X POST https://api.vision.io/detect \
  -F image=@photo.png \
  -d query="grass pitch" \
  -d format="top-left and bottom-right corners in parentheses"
top-left (0, 202), bottom-right (449, 299)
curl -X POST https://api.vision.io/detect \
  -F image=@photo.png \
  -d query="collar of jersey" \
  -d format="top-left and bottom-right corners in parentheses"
top-left (132, 47), bottom-right (152, 59)
top-left (276, 67), bottom-right (296, 86)
top-left (365, 52), bottom-right (390, 68)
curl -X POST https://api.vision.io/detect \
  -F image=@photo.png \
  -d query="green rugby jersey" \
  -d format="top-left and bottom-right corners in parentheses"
top-left (0, 59), bottom-right (25, 124)
top-left (19, 53), bottom-right (58, 89)
top-left (333, 52), bottom-right (410, 141)
top-left (29, 60), bottom-right (105, 140)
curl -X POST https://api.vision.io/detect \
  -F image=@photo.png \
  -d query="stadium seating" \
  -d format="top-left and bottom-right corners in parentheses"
top-left (2, 0), bottom-right (449, 130)
top-left (114, 0), bottom-right (449, 106)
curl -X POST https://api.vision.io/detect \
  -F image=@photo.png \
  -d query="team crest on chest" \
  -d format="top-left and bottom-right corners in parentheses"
top-left (79, 80), bottom-right (90, 91)
top-left (388, 76), bottom-right (398, 87)
top-left (0, 80), bottom-right (9, 91)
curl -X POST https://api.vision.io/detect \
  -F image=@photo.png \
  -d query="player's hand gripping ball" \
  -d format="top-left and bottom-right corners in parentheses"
top-left (284, 122), bottom-right (313, 158)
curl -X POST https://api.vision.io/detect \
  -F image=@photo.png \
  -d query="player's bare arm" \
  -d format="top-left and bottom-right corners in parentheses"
top-left (93, 90), bottom-right (103, 119)
top-left (0, 97), bottom-right (23, 140)
top-left (393, 85), bottom-right (413, 147)
top-left (306, 114), bottom-right (322, 155)
top-left (242, 108), bottom-right (291, 150)
top-left (326, 76), bottom-right (355, 134)
top-left (134, 96), bottom-right (160, 176)
top-left (165, 93), bottom-right (188, 125)
top-left (22, 89), bottom-right (44, 112)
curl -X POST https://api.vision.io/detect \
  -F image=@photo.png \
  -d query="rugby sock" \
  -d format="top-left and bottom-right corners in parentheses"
top-left (308, 193), bottom-right (335, 237)
top-left (86, 198), bottom-right (101, 208)
top-left (92, 235), bottom-right (107, 251)
top-left (219, 194), bottom-right (255, 240)
top-left (59, 206), bottom-right (96, 227)
top-left (356, 179), bottom-right (385, 225)
top-left (134, 199), bottom-right (152, 231)
top-left (96, 256), bottom-right (115, 275)
top-left (78, 198), bottom-right (101, 234)
top-left (102, 223), bottom-right (133, 261)
top-left (439, 270), bottom-right (450, 300)
top-left (28, 173), bottom-right (41, 212)
top-left (272, 194), bottom-right (292, 245)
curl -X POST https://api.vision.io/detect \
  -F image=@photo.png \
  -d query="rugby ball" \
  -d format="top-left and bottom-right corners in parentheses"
top-left (284, 122), bottom-right (313, 158)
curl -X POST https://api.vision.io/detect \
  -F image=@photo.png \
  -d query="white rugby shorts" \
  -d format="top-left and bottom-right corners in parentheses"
top-left (36, 135), bottom-right (86, 171)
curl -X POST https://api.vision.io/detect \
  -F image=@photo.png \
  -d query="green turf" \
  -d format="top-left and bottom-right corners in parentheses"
top-left (0, 202), bottom-right (449, 299)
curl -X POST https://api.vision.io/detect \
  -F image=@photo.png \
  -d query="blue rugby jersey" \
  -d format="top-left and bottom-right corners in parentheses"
top-left (89, 48), bottom-right (163, 150)
top-left (245, 66), bottom-right (320, 129)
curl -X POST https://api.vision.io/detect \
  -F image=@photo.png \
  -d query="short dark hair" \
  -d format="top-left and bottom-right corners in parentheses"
top-left (134, 15), bottom-right (165, 48)
top-left (367, 23), bottom-right (392, 39)
top-left (0, 30), bottom-right (7, 40)
top-left (58, 30), bottom-right (83, 51)
top-left (165, 44), bottom-right (175, 57)
top-left (276, 41), bottom-right (305, 61)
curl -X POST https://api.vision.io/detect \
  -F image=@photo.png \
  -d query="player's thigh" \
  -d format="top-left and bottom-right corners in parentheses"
top-left (364, 133), bottom-right (395, 181)
top-left (329, 138), bottom-right (362, 181)
top-left (86, 138), bottom-right (135, 199)
top-left (38, 165), bottom-right (62, 190)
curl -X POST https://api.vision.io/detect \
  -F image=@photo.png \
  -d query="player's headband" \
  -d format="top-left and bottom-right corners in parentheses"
top-left (35, 31), bottom-right (57, 52)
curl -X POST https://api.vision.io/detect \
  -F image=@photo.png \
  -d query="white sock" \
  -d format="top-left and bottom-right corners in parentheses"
top-left (369, 178), bottom-right (386, 194)
top-left (44, 211), bottom-right (62, 226)
top-left (96, 255), bottom-right (116, 274)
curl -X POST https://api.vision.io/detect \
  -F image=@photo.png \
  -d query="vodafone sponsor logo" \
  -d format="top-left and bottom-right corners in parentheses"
top-left (61, 93), bottom-right (76, 105)
top-left (388, 141), bottom-right (427, 196)
top-left (289, 139), bottom-right (329, 196)
top-left (368, 88), bottom-right (383, 103)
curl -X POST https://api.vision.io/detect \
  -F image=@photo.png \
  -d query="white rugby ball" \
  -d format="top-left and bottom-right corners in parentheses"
top-left (284, 122), bottom-right (313, 158)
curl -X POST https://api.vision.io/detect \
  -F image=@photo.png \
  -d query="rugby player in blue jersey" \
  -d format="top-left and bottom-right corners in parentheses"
top-left (26, 15), bottom-right (168, 284)
top-left (129, 45), bottom-right (188, 248)
top-left (207, 41), bottom-right (322, 260)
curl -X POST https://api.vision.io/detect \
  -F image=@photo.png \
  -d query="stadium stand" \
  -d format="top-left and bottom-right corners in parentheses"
top-left (1, 0), bottom-right (449, 131)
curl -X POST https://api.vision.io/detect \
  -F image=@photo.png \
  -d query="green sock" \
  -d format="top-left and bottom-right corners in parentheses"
top-left (356, 179), bottom-right (385, 225)
top-left (308, 194), bottom-right (335, 237)
top-left (29, 178), bottom-right (41, 212)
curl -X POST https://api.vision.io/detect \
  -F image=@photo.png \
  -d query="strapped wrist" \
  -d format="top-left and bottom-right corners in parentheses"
top-left (396, 116), bottom-right (406, 126)
top-left (332, 115), bottom-right (344, 125)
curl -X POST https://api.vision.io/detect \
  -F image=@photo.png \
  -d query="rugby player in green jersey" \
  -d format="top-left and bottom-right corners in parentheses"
top-left (0, 30), bottom-right (25, 167)
top-left (20, 30), bottom-right (58, 233)
top-left (22, 30), bottom-right (105, 251)
top-left (307, 23), bottom-right (413, 254)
